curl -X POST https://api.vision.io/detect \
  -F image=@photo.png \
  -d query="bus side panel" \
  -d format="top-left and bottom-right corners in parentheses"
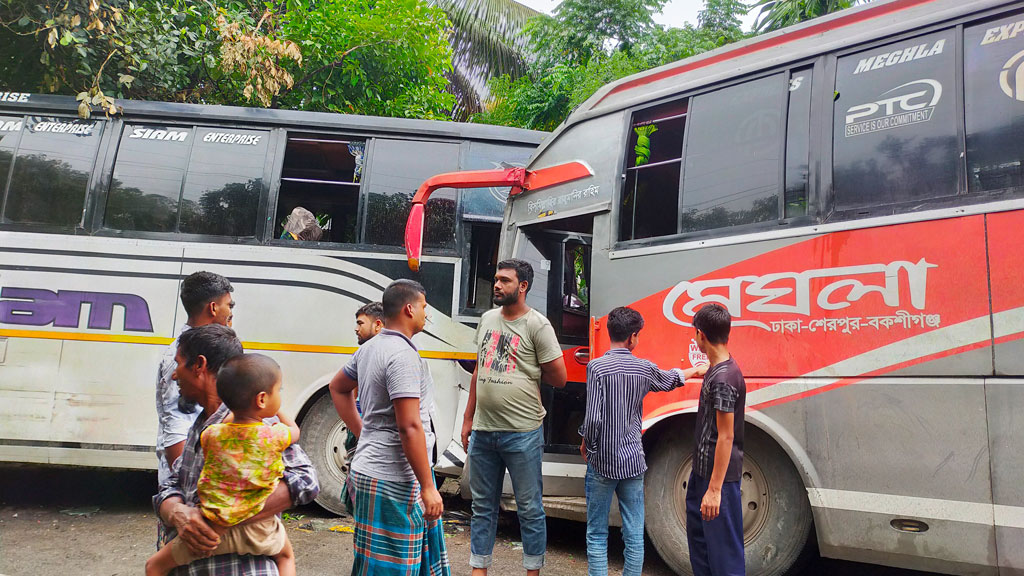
top-left (0, 233), bottom-right (183, 468)
top-left (987, 209), bottom-right (1024, 375)
top-left (984, 210), bottom-right (1024, 575)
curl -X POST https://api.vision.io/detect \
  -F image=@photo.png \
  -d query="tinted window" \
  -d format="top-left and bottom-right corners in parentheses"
top-left (364, 139), bottom-right (459, 249)
top-left (461, 142), bottom-right (534, 221)
top-left (179, 128), bottom-right (267, 236)
top-left (682, 74), bottom-right (783, 232)
top-left (106, 125), bottom-right (191, 232)
top-left (785, 68), bottom-right (813, 218)
top-left (0, 115), bottom-right (22, 203)
top-left (833, 30), bottom-right (958, 214)
top-left (620, 100), bottom-right (687, 240)
top-left (4, 116), bottom-right (103, 226)
top-left (965, 13), bottom-right (1024, 193)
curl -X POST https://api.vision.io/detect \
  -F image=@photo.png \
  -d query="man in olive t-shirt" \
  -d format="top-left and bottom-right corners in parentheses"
top-left (461, 259), bottom-right (567, 576)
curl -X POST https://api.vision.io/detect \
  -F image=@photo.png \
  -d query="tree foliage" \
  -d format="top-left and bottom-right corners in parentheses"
top-left (0, 0), bottom-right (455, 119)
top-left (752, 0), bottom-right (868, 32)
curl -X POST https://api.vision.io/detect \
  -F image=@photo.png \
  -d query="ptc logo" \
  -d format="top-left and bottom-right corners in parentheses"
top-left (1000, 49), bottom-right (1024, 101)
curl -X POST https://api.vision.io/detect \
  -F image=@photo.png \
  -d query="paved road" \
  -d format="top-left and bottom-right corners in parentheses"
top-left (0, 465), bottom-right (932, 576)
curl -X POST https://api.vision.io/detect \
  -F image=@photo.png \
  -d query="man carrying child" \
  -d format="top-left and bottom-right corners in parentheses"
top-left (151, 324), bottom-right (319, 575)
top-left (580, 306), bottom-right (707, 576)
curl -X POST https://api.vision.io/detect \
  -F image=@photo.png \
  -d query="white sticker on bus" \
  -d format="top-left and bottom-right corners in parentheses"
top-left (853, 39), bottom-right (945, 74)
top-left (0, 91), bottom-right (29, 103)
top-left (203, 132), bottom-right (261, 145)
top-left (32, 121), bottom-right (94, 135)
top-left (981, 19), bottom-right (1024, 46)
top-left (1000, 49), bottom-right (1024, 102)
top-left (0, 120), bottom-right (21, 132)
top-left (129, 128), bottom-right (188, 142)
top-left (844, 79), bottom-right (942, 137)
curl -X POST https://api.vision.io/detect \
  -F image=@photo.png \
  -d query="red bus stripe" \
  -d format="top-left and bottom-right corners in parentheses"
top-left (597, 0), bottom-right (938, 105)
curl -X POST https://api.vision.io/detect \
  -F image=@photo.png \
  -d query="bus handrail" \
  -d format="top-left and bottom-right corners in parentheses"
top-left (404, 161), bottom-right (593, 271)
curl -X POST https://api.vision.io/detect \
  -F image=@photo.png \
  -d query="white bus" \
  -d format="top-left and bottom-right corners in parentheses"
top-left (0, 93), bottom-right (542, 515)
top-left (405, 0), bottom-right (1024, 574)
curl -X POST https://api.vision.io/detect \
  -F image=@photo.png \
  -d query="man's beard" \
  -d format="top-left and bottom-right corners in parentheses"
top-left (492, 291), bottom-right (516, 306)
top-left (357, 335), bottom-right (369, 345)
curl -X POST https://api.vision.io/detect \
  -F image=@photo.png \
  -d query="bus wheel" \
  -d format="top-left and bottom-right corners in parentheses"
top-left (300, 393), bottom-right (350, 516)
top-left (645, 425), bottom-right (814, 576)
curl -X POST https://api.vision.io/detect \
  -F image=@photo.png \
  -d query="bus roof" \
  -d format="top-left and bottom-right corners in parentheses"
top-left (0, 92), bottom-right (547, 146)
top-left (540, 0), bottom-right (1012, 156)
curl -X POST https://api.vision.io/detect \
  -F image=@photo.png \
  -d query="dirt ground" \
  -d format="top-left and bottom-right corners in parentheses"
top-left (0, 464), bottom-right (928, 576)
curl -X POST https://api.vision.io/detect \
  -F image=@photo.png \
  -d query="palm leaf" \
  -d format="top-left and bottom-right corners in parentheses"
top-left (752, 0), bottom-right (870, 33)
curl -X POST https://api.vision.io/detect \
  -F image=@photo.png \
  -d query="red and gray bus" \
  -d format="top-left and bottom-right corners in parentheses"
top-left (406, 0), bottom-right (1024, 573)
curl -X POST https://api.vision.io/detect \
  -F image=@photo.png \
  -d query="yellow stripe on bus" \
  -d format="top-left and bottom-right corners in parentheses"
top-left (0, 329), bottom-right (477, 361)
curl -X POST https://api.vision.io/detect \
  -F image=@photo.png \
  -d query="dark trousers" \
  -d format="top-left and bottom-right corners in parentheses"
top-left (686, 471), bottom-right (745, 576)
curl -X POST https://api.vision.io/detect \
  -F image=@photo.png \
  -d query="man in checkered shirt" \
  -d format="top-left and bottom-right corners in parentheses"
top-left (153, 324), bottom-right (319, 575)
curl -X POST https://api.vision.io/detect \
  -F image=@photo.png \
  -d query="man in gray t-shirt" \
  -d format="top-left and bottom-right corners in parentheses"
top-left (329, 280), bottom-right (451, 576)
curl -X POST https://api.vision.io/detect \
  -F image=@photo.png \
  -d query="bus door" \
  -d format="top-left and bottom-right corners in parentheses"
top-left (516, 218), bottom-right (593, 495)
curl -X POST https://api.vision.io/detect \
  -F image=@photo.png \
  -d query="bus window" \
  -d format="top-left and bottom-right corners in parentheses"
top-left (105, 125), bottom-right (192, 232)
top-left (179, 128), bottom-right (267, 237)
top-left (0, 115), bottom-right (21, 204)
top-left (832, 29), bottom-right (958, 216)
top-left (785, 68), bottom-right (813, 218)
top-left (276, 135), bottom-right (363, 244)
top-left (620, 100), bottom-right (687, 241)
top-left (965, 12), bottom-right (1024, 194)
top-left (681, 74), bottom-right (784, 233)
top-left (364, 139), bottom-right (459, 249)
top-left (4, 116), bottom-right (103, 227)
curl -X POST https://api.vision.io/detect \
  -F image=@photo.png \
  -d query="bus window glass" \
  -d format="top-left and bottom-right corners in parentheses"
top-left (364, 139), bottom-right (459, 248)
top-left (105, 125), bottom-right (191, 232)
top-left (5, 116), bottom-right (103, 227)
top-left (833, 29), bottom-right (958, 214)
top-left (620, 100), bottom-right (687, 241)
top-left (682, 74), bottom-right (783, 233)
top-left (0, 115), bottom-right (21, 202)
top-left (180, 128), bottom-right (267, 237)
top-left (277, 135), bottom-right (362, 243)
top-left (461, 142), bottom-right (534, 220)
top-left (965, 13), bottom-right (1024, 193)
top-left (785, 68), bottom-right (813, 218)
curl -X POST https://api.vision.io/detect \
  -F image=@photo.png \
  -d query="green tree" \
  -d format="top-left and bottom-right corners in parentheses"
top-left (0, 0), bottom-right (456, 119)
top-left (752, 0), bottom-right (870, 32)
top-left (474, 0), bottom-right (749, 131)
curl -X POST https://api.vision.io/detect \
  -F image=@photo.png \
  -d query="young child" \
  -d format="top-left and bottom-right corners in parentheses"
top-left (686, 303), bottom-right (746, 576)
top-left (146, 353), bottom-right (300, 576)
top-left (579, 306), bottom-right (707, 576)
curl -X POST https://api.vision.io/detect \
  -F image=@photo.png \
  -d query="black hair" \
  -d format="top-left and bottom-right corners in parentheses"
top-left (382, 279), bottom-right (426, 320)
top-left (216, 353), bottom-right (281, 413)
top-left (693, 303), bottom-right (731, 344)
top-left (176, 323), bottom-right (243, 373)
top-left (180, 271), bottom-right (233, 319)
top-left (607, 306), bottom-right (644, 342)
top-left (497, 258), bottom-right (534, 294)
top-left (356, 301), bottom-right (384, 321)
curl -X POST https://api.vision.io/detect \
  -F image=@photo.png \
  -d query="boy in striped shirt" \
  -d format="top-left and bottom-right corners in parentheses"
top-left (579, 306), bottom-right (707, 576)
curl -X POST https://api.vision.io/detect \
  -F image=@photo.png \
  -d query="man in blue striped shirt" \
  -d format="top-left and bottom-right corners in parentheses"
top-left (579, 307), bottom-right (707, 576)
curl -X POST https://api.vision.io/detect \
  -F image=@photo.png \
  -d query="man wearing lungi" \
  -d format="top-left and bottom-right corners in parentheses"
top-left (330, 279), bottom-right (450, 576)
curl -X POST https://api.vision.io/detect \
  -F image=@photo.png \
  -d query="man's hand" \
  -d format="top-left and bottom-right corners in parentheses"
top-left (579, 443), bottom-right (588, 462)
top-left (461, 417), bottom-right (473, 449)
top-left (694, 363), bottom-right (709, 377)
top-left (700, 486), bottom-right (721, 521)
top-left (169, 502), bottom-right (221, 556)
top-left (421, 485), bottom-right (444, 521)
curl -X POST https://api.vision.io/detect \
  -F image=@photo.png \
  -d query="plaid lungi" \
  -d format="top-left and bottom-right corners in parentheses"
top-left (350, 470), bottom-right (451, 576)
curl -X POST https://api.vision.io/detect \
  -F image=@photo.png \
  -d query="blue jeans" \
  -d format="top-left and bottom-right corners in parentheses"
top-left (686, 471), bottom-right (745, 576)
top-left (468, 427), bottom-right (546, 570)
top-left (585, 466), bottom-right (645, 576)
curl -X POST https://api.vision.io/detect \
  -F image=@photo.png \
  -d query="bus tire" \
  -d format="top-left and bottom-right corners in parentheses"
top-left (299, 393), bottom-right (350, 516)
top-left (645, 424), bottom-right (814, 576)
